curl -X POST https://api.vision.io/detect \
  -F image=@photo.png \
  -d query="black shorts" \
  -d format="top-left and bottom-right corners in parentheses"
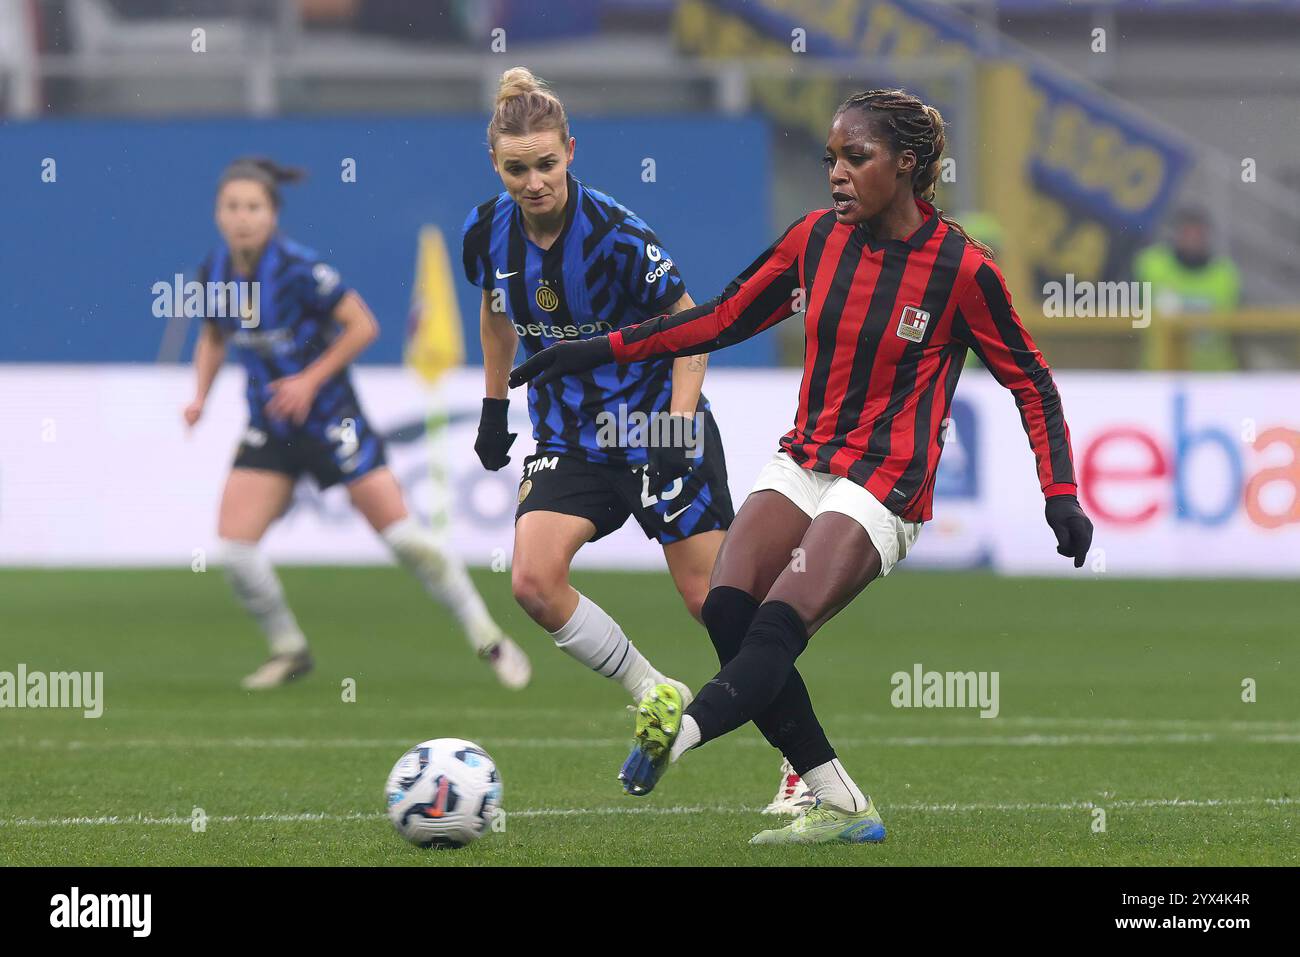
top-left (232, 414), bottom-right (387, 490)
top-left (514, 409), bottom-right (734, 545)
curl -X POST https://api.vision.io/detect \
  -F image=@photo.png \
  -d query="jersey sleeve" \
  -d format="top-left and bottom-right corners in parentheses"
top-left (461, 201), bottom-right (495, 289)
top-left (612, 212), bottom-right (687, 316)
top-left (609, 212), bottom-right (816, 362)
top-left (302, 259), bottom-right (350, 314)
top-left (953, 259), bottom-right (1077, 499)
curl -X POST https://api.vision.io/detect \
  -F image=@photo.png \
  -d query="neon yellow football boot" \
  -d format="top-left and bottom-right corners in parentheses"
top-left (749, 798), bottom-right (887, 845)
top-left (618, 683), bottom-right (684, 796)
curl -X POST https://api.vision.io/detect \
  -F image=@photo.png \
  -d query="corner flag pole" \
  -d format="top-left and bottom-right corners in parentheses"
top-left (404, 225), bottom-right (466, 538)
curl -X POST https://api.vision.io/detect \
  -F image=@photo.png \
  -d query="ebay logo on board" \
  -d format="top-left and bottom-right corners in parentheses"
top-left (1079, 393), bottom-right (1299, 529)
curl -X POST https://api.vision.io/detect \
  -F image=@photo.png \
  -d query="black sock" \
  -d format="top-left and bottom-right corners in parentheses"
top-left (700, 586), bottom-right (757, 665)
top-left (698, 587), bottom-right (836, 771)
top-left (758, 667), bottom-right (837, 775)
top-left (687, 600), bottom-right (808, 745)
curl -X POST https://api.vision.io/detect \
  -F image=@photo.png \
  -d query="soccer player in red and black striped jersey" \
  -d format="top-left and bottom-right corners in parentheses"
top-left (510, 89), bottom-right (1094, 845)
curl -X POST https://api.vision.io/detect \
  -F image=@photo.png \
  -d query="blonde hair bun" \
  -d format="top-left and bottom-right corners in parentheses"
top-left (496, 66), bottom-right (543, 106)
top-left (488, 67), bottom-right (569, 145)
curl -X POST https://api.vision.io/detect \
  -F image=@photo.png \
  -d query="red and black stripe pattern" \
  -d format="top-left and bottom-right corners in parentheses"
top-left (610, 200), bottom-right (1076, 522)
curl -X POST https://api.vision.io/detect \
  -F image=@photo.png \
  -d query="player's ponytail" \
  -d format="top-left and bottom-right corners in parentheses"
top-left (835, 90), bottom-right (994, 260)
top-left (217, 156), bottom-right (307, 209)
top-left (487, 66), bottom-right (569, 147)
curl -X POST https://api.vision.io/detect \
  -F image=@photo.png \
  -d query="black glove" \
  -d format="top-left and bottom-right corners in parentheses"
top-left (474, 397), bottom-right (515, 471)
top-left (646, 439), bottom-right (698, 496)
top-left (1045, 494), bottom-right (1093, 568)
top-left (509, 336), bottom-right (614, 390)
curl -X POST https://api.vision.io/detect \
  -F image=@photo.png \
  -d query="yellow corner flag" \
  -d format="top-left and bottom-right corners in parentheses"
top-left (405, 225), bottom-right (466, 384)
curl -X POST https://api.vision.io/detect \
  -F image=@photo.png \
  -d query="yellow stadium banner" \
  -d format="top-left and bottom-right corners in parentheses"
top-left (405, 225), bottom-right (466, 385)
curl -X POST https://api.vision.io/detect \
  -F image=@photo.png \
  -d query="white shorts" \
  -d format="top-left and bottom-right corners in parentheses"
top-left (748, 451), bottom-right (922, 577)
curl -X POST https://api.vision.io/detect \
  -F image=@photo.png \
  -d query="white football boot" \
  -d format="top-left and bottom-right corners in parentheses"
top-left (762, 759), bottom-right (817, 815)
top-left (479, 635), bottom-right (531, 691)
top-left (240, 650), bottom-right (314, 690)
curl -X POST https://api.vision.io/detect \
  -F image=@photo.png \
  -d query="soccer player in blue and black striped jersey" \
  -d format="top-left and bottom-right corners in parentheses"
top-left (467, 69), bottom-right (809, 811)
top-left (186, 157), bottom-right (529, 692)
top-left (463, 69), bottom-right (799, 785)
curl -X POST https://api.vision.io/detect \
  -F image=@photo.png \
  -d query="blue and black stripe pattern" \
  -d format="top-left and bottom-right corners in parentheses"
top-left (462, 173), bottom-right (691, 466)
top-left (197, 235), bottom-right (369, 447)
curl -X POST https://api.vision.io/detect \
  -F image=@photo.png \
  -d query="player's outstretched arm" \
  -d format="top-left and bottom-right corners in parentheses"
top-left (509, 214), bottom-right (816, 389)
top-left (509, 335), bottom-right (614, 389)
top-left (955, 258), bottom-right (1093, 567)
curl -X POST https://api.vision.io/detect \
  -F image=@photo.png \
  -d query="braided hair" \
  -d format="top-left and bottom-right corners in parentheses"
top-left (835, 90), bottom-right (994, 259)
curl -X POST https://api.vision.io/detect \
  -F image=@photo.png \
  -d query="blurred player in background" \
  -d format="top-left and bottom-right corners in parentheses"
top-left (464, 67), bottom-right (810, 812)
top-left (513, 89), bottom-right (1094, 844)
top-left (185, 157), bottom-right (530, 692)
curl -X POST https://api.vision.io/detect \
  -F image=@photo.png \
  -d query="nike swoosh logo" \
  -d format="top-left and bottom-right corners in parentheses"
top-left (495, 269), bottom-right (519, 279)
top-left (664, 503), bottom-right (693, 523)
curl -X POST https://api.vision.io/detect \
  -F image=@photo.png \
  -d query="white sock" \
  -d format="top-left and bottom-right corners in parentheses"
top-left (550, 593), bottom-right (659, 697)
top-left (220, 539), bottom-right (307, 657)
top-left (801, 758), bottom-right (868, 813)
top-left (382, 516), bottom-right (499, 653)
top-left (669, 714), bottom-right (700, 763)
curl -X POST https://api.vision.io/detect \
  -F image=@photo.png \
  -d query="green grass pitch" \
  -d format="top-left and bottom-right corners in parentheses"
top-left (1, 567), bottom-right (1296, 866)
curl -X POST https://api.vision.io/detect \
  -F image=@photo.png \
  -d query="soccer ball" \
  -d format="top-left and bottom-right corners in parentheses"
top-left (384, 738), bottom-right (502, 849)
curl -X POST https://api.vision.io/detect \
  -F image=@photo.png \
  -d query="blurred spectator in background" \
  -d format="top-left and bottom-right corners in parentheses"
top-left (1135, 206), bottom-right (1241, 371)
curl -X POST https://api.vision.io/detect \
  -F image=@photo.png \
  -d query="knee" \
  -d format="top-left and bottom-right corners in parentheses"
top-left (700, 585), bottom-right (739, 631)
top-left (677, 575), bottom-right (711, 624)
top-left (510, 563), bottom-right (564, 621)
top-left (742, 600), bottom-right (810, 659)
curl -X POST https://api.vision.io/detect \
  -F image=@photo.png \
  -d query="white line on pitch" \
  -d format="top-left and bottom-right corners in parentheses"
top-left (98, 712), bottom-right (1300, 733)
top-left (2, 796), bottom-right (1298, 829)
top-left (81, 709), bottom-right (1300, 732)
top-left (4, 731), bottom-right (1298, 750)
